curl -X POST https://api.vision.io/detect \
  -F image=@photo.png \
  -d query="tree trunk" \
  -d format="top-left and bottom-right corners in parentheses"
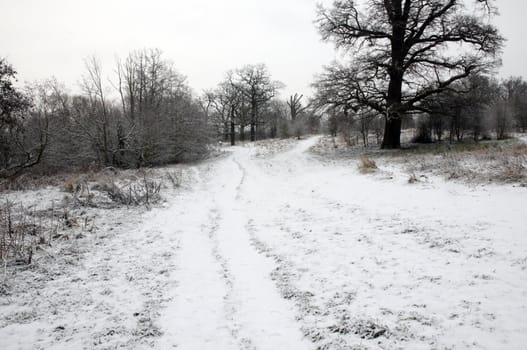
top-left (381, 115), bottom-right (402, 149)
top-left (382, 74), bottom-right (403, 149)
top-left (250, 102), bottom-right (257, 142)
top-left (381, 5), bottom-right (405, 150)
top-left (240, 125), bottom-right (245, 141)
top-left (224, 122), bottom-right (229, 142)
top-left (230, 120), bottom-right (235, 146)
top-left (116, 122), bottom-right (126, 166)
top-left (102, 122), bottom-right (110, 165)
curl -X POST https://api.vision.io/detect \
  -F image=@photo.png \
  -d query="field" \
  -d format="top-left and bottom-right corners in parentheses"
top-left (1, 135), bottom-right (526, 350)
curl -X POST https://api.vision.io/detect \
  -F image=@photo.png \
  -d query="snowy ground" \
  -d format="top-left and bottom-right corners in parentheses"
top-left (1, 136), bottom-right (526, 349)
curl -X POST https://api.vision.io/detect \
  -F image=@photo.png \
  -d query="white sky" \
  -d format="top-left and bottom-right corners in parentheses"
top-left (0, 0), bottom-right (525, 98)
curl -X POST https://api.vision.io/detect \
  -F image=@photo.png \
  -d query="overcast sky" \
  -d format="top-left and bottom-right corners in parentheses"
top-left (1, 0), bottom-right (525, 98)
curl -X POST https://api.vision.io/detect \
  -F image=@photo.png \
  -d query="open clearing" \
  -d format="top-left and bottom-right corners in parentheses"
top-left (1, 136), bottom-right (526, 350)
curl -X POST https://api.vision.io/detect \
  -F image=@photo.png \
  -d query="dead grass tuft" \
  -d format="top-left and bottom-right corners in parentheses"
top-left (328, 316), bottom-right (388, 339)
top-left (165, 169), bottom-right (182, 188)
top-left (408, 173), bottom-right (419, 184)
top-left (358, 157), bottom-right (378, 173)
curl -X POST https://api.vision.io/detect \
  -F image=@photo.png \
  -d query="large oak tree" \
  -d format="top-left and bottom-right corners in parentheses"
top-left (235, 64), bottom-right (283, 142)
top-left (315, 0), bottom-right (503, 148)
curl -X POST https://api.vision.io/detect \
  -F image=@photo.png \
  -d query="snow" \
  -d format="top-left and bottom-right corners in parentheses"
top-left (1, 136), bottom-right (527, 349)
top-left (157, 148), bottom-right (311, 350)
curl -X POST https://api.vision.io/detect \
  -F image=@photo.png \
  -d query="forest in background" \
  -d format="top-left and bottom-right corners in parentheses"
top-left (0, 50), bottom-right (322, 180)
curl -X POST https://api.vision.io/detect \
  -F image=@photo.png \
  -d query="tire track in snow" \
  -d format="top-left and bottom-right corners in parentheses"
top-left (156, 185), bottom-right (238, 349)
top-left (233, 157), bottom-right (246, 201)
top-left (207, 205), bottom-right (257, 350)
top-left (209, 152), bottom-right (312, 350)
top-left (157, 149), bottom-right (311, 349)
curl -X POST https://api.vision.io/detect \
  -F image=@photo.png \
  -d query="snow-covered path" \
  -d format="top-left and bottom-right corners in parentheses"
top-left (156, 149), bottom-right (312, 350)
top-left (234, 137), bottom-right (527, 350)
top-left (2, 136), bottom-right (526, 350)
top-left (158, 137), bottom-right (527, 349)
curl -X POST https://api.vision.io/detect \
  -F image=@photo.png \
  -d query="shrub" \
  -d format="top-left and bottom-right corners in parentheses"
top-left (103, 173), bottom-right (162, 207)
top-left (0, 201), bottom-right (51, 272)
top-left (165, 169), bottom-right (182, 188)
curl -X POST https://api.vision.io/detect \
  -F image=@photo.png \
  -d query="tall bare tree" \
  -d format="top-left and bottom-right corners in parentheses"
top-left (235, 64), bottom-right (283, 141)
top-left (115, 49), bottom-right (205, 166)
top-left (215, 72), bottom-right (244, 145)
top-left (81, 56), bottom-right (111, 165)
top-left (315, 0), bottom-right (503, 148)
top-left (287, 93), bottom-right (308, 121)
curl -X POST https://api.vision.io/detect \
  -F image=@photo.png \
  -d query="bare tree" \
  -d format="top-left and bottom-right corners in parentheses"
top-left (493, 100), bottom-right (512, 140)
top-left (416, 74), bottom-right (499, 142)
top-left (213, 72), bottom-right (244, 145)
top-left (81, 56), bottom-right (112, 165)
top-left (0, 59), bottom-right (47, 178)
top-left (287, 93), bottom-right (308, 121)
top-left (266, 99), bottom-right (289, 138)
top-left (1, 50), bottom-right (215, 178)
top-left (235, 64), bottom-right (283, 141)
top-left (315, 0), bottom-right (503, 149)
top-left (502, 77), bottom-right (527, 133)
top-left (115, 49), bottom-right (209, 166)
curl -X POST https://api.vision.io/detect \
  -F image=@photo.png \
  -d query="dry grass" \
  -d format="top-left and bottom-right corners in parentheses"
top-left (252, 138), bottom-right (299, 158)
top-left (165, 169), bottom-right (182, 188)
top-left (65, 169), bottom-right (166, 208)
top-left (0, 166), bottom-right (176, 286)
top-left (0, 200), bottom-right (92, 280)
top-left (0, 165), bottom-right (108, 192)
top-left (310, 136), bottom-right (377, 160)
top-left (408, 173), bottom-right (419, 184)
top-left (102, 177), bottom-right (162, 207)
top-left (399, 139), bottom-right (527, 183)
top-left (311, 134), bottom-right (527, 184)
top-left (358, 157), bottom-right (378, 174)
top-left (0, 201), bottom-right (38, 269)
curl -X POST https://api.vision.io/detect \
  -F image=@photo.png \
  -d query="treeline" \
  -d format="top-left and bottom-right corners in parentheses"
top-left (1, 49), bottom-right (209, 178)
top-left (205, 64), bottom-right (319, 145)
top-left (1, 50), bottom-right (318, 179)
top-left (314, 74), bottom-right (527, 146)
top-left (413, 75), bottom-right (527, 143)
